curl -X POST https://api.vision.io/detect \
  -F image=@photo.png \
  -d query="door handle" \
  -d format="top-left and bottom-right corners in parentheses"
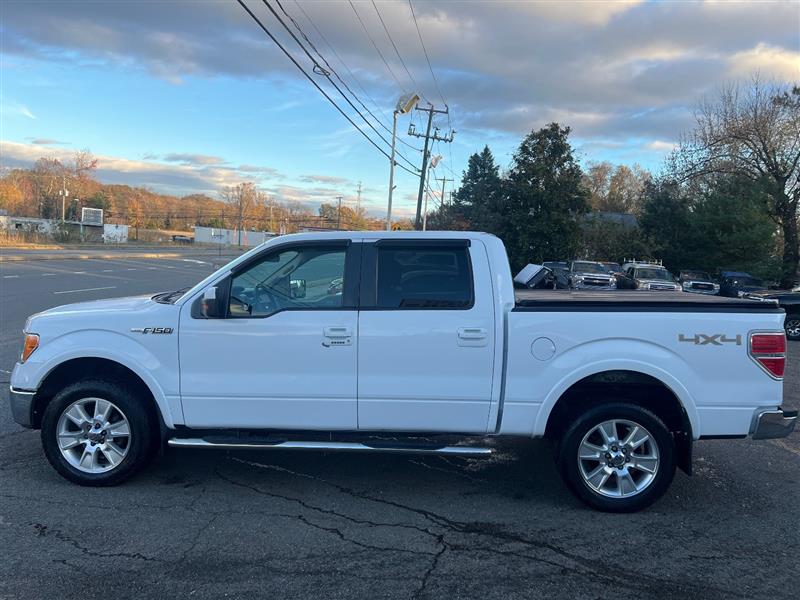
top-left (323, 326), bottom-right (352, 347)
top-left (458, 327), bottom-right (488, 340)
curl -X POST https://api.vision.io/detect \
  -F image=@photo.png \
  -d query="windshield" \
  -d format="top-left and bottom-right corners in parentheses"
top-left (635, 268), bottom-right (673, 281)
top-left (572, 262), bottom-right (607, 274)
top-left (682, 270), bottom-right (711, 281)
top-left (602, 262), bottom-right (621, 272)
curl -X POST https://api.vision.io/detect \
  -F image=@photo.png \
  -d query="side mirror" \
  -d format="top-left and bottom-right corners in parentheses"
top-left (201, 285), bottom-right (224, 318)
top-left (290, 278), bottom-right (307, 299)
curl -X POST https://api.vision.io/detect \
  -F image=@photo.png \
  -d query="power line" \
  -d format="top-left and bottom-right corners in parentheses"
top-left (279, 0), bottom-right (421, 153)
top-left (408, 0), bottom-right (450, 127)
top-left (348, 0), bottom-right (406, 92)
top-left (370, 0), bottom-right (423, 97)
top-left (235, 0), bottom-right (419, 177)
top-left (260, 0), bottom-right (420, 173)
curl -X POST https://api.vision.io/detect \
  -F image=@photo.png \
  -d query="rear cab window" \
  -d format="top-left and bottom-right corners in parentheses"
top-left (374, 244), bottom-right (474, 309)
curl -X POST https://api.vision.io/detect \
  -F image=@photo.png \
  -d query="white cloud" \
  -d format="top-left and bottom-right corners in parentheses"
top-left (0, 141), bottom-right (279, 197)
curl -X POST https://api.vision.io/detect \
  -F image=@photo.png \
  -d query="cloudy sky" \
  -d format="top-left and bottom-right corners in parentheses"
top-left (2, 0), bottom-right (798, 217)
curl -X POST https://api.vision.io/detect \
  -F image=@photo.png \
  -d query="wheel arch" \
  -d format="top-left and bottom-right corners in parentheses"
top-left (540, 365), bottom-right (697, 474)
top-left (30, 357), bottom-right (169, 432)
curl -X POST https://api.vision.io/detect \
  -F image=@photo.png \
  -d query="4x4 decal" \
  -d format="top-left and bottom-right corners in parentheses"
top-left (678, 333), bottom-right (741, 346)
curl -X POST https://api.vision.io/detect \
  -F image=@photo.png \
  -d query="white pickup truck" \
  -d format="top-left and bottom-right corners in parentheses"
top-left (9, 232), bottom-right (797, 511)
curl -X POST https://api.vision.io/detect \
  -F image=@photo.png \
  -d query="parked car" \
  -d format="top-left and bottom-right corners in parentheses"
top-left (617, 264), bottom-right (681, 291)
top-left (566, 260), bottom-right (616, 290)
top-left (718, 271), bottom-right (766, 298)
top-left (9, 232), bottom-right (795, 512)
top-left (678, 270), bottom-right (719, 295)
top-left (749, 289), bottom-right (800, 340)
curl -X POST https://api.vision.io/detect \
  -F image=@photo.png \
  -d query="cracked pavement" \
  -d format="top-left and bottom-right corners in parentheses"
top-left (1, 256), bottom-right (798, 599)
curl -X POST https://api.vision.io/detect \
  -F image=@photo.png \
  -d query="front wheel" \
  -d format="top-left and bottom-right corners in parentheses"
top-left (41, 379), bottom-right (157, 486)
top-left (557, 403), bottom-right (676, 512)
top-left (785, 317), bottom-right (800, 341)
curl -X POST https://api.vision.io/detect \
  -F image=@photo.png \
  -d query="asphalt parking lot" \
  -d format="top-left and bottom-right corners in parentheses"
top-left (0, 251), bottom-right (798, 600)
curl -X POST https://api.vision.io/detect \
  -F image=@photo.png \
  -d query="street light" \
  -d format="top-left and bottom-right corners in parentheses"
top-left (386, 92), bottom-right (420, 230)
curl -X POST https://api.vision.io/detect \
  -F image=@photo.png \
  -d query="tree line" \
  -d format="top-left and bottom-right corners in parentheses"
top-left (0, 155), bottom-right (388, 236)
top-left (428, 80), bottom-right (799, 287)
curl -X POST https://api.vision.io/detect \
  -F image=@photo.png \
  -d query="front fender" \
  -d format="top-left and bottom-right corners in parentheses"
top-left (11, 329), bottom-right (180, 428)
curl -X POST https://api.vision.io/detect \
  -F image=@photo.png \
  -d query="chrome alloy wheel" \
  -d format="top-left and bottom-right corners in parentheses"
top-left (577, 419), bottom-right (659, 498)
top-left (785, 319), bottom-right (800, 339)
top-left (56, 397), bottom-right (131, 473)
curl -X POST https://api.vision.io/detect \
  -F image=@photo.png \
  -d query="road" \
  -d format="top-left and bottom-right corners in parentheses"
top-left (0, 253), bottom-right (798, 600)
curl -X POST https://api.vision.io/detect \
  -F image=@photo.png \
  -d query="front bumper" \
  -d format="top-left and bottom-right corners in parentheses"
top-left (9, 386), bottom-right (36, 428)
top-left (571, 282), bottom-right (616, 291)
top-left (683, 287), bottom-right (718, 295)
top-left (751, 407), bottom-right (798, 439)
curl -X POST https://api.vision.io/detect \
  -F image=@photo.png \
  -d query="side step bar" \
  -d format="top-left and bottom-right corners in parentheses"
top-left (168, 438), bottom-right (492, 456)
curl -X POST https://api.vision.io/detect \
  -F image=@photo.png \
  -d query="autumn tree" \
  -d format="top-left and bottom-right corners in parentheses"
top-left (221, 182), bottom-right (265, 245)
top-left (584, 162), bottom-right (649, 214)
top-left (672, 79), bottom-right (800, 286)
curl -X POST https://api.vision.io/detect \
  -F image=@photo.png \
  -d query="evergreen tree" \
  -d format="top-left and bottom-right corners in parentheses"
top-left (502, 123), bottom-right (589, 270)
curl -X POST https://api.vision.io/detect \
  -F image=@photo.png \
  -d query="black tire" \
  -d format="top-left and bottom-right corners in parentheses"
top-left (556, 402), bottom-right (676, 512)
top-left (41, 379), bottom-right (157, 486)
top-left (785, 317), bottom-right (800, 341)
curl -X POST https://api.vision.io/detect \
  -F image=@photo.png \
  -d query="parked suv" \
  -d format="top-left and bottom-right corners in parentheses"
top-left (718, 271), bottom-right (766, 298)
top-left (618, 264), bottom-right (680, 291)
top-left (678, 270), bottom-right (719, 295)
top-left (566, 260), bottom-right (616, 290)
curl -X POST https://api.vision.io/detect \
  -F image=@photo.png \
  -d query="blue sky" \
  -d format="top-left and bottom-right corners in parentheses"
top-left (2, 0), bottom-right (798, 218)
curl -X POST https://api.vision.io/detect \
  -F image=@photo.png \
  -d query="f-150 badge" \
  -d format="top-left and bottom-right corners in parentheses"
top-left (678, 333), bottom-right (741, 346)
top-left (130, 327), bottom-right (174, 334)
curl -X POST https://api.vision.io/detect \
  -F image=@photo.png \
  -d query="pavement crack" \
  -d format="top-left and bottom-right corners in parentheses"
top-left (292, 514), bottom-right (437, 557)
top-left (227, 457), bottom-right (749, 599)
top-left (31, 522), bottom-right (161, 562)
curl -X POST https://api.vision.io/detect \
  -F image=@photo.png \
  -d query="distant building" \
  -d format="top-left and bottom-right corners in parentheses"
top-left (0, 215), bottom-right (128, 243)
top-left (193, 226), bottom-right (277, 247)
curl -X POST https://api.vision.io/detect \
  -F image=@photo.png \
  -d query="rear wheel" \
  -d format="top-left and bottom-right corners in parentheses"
top-left (557, 403), bottom-right (676, 512)
top-left (785, 317), bottom-right (800, 341)
top-left (41, 379), bottom-right (156, 486)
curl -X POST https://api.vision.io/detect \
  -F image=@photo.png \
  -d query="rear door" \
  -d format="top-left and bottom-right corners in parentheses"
top-left (356, 239), bottom-right (496, 432)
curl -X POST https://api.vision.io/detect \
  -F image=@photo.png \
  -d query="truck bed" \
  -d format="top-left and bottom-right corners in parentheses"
top-left (514, 290), bottom-right (784, 312)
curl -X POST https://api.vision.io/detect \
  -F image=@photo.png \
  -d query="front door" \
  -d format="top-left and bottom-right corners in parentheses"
top-left (357, 240), bottom-right (496, 433)
top-left (179, 241), bottom-right (360, 429)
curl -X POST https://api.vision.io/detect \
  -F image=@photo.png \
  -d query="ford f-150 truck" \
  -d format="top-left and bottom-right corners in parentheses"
top-left (9, 232), bottom-right (797, 512)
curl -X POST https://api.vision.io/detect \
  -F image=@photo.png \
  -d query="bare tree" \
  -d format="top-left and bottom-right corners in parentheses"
top-left (673, 79), bottom-right (800, 286)
top-left (221, 182), bottom-right (263, 246)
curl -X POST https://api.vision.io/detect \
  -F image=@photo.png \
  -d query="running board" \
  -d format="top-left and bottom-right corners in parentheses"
top-left (168, 438), bottom-right (492, 456)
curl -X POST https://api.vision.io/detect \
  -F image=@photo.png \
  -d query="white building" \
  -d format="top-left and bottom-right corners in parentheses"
top-left (193, 226), bottom-right (277, 247)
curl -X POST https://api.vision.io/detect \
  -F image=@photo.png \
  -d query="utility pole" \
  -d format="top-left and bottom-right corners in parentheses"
top-left (59, 176), bottom-right (69, 222)
top-left (408, 104), bottom-right (454, 230)
top-left (356, 182), bottom-right (362, 215)
top-left (435, 177), bottom-right (453, 209)
top-left (336, 196), bottom-right (343, 230)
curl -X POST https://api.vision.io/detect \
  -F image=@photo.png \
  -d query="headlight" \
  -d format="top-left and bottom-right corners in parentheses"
top-left (713, 284), bottom-right (720, 291)
top-left (682, 281), bottom-right (691, 289)
top-left (639, 283), bottom-right (650, 290)
top-left (21, 333), bottom-right (39, 363)
top-left (572, 275), bottom-right (584, 283)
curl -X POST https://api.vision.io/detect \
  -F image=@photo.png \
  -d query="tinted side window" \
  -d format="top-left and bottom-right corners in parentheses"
top-left (375, 246), bottom-right (473, 309)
